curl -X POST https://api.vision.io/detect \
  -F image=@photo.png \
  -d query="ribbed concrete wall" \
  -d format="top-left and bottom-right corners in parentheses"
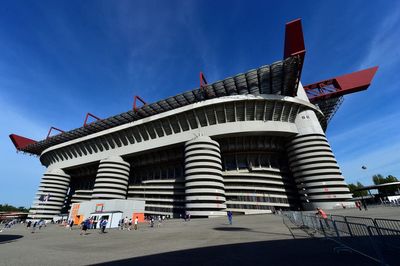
top-left (28, 169), bottom-right (70, 220)
top-left (286, 133), bottom-right (352, 210)
top-left (287, 84), bottom-right (352, 210)
top-left (71, 189), bottom-right (92, 204)
top-left (184, 136), bottom-right (227, 217)
top-left (91, 156), bottom-right (130, 200)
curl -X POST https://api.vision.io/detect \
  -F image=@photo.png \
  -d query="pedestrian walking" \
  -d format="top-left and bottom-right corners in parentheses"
top-left (99, 219), bottom-right (103, 231)
top-left (356, 201), bottom-right (362, 211)
top-left (119, 218), bottom-right (124, 230)
top-left (38, 219), bottom-right (45, 230)
top-left (316, 208), bottom-right (329, 228)
top-left (80, 219), bottom-right (89, 235)
top-left (227, 211), bottom-right (233, 225)
top-left (157, 216), bottom-right (162, 228)
top-left (134, 216), bottom-right (139, 230)
top-left (31, 221), bottom-right (37, 233)
top-left (362, 200), bottom-right (368, 211)
top-left (69, 220), bottom-right (74, 230)
top-left (89, 218), bottom-right (94, 229)
top-left (101, 219), bottom-right (107, 233)
top-left (123, 216), bottom-right (129, 230)
top-left (150, 217), bottom-right (154, 228)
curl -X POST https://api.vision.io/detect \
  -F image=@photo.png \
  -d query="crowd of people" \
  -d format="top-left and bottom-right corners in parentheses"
top-left (118, 216), bottom-right (141, 230)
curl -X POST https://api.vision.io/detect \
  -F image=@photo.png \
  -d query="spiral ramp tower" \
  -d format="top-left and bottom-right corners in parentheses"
top-left (28, 169), bottom-right (71, 220)
top-left (184, 136), bottom-right (227, 217)
top-left (91, 156), bottom-right (130, 200)
top-left (286, 85), bottom-right (352, 210)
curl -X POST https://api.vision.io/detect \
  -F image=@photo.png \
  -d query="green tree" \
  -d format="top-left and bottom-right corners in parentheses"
top-left (372, 174), bottom-right (399, 195)
top-left (372, 174), bottom-right (385, 185)
top-left (0, 204), bottom-right (29, 212)
top-left (348, 182), bottom-right (368, 197)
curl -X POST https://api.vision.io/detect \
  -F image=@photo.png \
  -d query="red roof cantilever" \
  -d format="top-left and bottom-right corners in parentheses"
top-left (304, 66), bottom-right (379, 103)
top-left (9, 134), bottom-right (37, 151)
top-left (284, 18), bottom-right (306, 60)
top-left (284, 18), bottom-right (306, 96)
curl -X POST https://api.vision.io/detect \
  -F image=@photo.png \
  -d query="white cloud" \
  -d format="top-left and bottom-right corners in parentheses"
top-left (357, 4), bottom-right (400, 70)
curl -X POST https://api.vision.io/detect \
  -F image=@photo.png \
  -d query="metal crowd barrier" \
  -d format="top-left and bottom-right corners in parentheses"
top-left (283, 211), bottom-right (400, 265)
top-left (375, 218), bottom-right (400, 231)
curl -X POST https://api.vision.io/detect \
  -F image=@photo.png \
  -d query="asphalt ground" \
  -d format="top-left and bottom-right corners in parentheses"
top-left (0, 208), bottom-right (397, 266)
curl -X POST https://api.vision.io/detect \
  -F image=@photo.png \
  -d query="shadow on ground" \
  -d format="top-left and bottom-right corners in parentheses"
top-left (0, 235), bottom-right (23, 244)
top-left (213, 227), bottom-right (250, 231)
top-left (94, 238), bottom-right (379, 266)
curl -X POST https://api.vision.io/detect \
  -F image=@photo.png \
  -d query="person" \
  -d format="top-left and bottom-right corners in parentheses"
top-left (69, 220), bottom-right (74, 230)
top-left (27, 220), bottom-right (32, 228)
top-left (31, 221), bottom-right (37, 233)
top-left (80, 219), bottom-right (89, 235)
top-left (38, 219), bottom-right (44, 230)
top-left (150, 216), bottom-right (154, 228)
top-left (227, 211), bottom-right (233, 225)
top-left (119, 218), bottom-right (124, 230)
top-left (134, 216), bottom-right (139, 230)
top-left (316, 208), bottom-right (329, 228)
top-left (100, 219), bottom-right (107, 233)
top-left (124, 216), bottom-right (129, 230)
top-left (362, 200), bottom-right (368, 211)
top-left (157, 216), bottom-right (162, 228)
top-left (99, 218), bottom-right (103, 231)
top-left (355, 201), bottom-right (362, 211)
top-left (128, 218), bottom-right (132, 231)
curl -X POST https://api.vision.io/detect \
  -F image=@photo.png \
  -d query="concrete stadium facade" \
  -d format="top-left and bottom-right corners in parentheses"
top-left (26, 81), bottom-right (352, 219)
top-left (11, 20), bottom-right (378, 220)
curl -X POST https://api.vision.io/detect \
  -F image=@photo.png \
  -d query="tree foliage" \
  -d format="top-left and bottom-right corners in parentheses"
top-left (348, 182), bottom-right (368, 197)
top-left (372, 174), bottom-right (399, 195)
top-left (0, 204), bottom-right (29, 213)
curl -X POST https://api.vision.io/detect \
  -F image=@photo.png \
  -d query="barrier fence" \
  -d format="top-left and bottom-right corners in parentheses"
top-left (283, 211), bottom-right (400, 265)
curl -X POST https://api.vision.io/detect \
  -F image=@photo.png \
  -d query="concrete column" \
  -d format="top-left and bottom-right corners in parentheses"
top-left (184, 136), bottom-right (226, 217)
top-left (286, 84), bottom-right (352, 210)
top-left (91, 156), bottom-right (130, 200)
top-left (28, 168), bottom-right (71, 220)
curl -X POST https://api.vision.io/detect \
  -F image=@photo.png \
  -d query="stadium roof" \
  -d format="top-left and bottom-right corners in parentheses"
top-left (9, 19), bottom-right (378, 156)
top-left (10, 55), bottom-right (303, 156)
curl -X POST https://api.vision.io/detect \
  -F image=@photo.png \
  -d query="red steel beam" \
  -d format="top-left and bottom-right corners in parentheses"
top-left (46, 127), bottom-right (64, 139)
top-left (83, 112), bottom-right (101, 126)
top-left (284, 18), bottom-right (306, 60)
top-left (199, 72), bottom-right (208, 88)
top-left (284, 18), bottom-right (306, 97)
top-left (133, 95), bottom-right (147, 111)
top-left (9, 134), bottom-right (37, 150)
top-left (304, 66), bottom-right (379, 102)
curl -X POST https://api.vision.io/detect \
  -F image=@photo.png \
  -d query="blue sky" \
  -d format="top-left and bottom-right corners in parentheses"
top-left (1, 0), bottom-right (399, 207)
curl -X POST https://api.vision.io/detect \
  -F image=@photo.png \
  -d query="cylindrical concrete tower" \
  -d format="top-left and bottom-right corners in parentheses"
top-left (28, 168), bottom-right (71, 220)
top-left (91, 156), bottom-right (130, 200)
top-left (184, 136), bottom-right (226, 217)
top-left (286, 84), bottom-right (352, 210)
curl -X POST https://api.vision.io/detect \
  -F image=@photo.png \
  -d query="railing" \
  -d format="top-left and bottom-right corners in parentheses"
top-left (375, 218), bottom-right (400, 231)
top-left (283, 211), bottom-right (400, 265)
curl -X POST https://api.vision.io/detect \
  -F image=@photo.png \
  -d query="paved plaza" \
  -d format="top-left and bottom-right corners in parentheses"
top-left (1, 208), bottom-right (397, 266)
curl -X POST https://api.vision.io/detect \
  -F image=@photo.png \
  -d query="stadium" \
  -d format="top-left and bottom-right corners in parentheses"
top-left (10, 19), bottom-right (378, 220)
